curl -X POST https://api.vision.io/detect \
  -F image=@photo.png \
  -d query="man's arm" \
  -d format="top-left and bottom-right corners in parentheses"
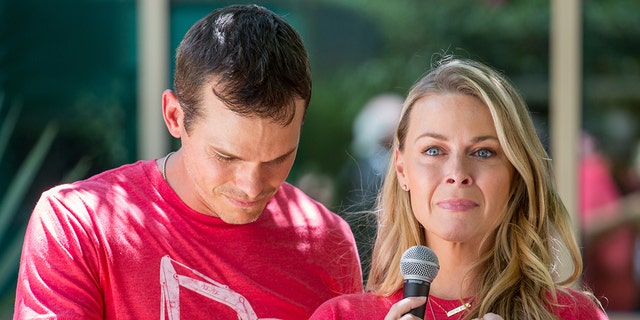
top-left (14, 191), bottom-right (104, 319)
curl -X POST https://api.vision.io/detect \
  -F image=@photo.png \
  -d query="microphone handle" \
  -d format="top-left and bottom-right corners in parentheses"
top-left (403, 279), bottom-right (430, 318)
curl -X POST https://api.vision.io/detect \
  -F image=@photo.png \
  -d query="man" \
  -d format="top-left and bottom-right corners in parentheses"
top-left (13, 4), bottom-right (362, 319)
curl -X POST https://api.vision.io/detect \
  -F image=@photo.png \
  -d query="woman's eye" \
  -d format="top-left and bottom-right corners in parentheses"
top-left (474, 148), bottom-right (495, 158)
top-left (424, 146), bottom-right (441, 156)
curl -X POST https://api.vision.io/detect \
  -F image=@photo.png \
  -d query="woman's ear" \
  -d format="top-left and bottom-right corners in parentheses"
top-left (162, 90), bottom-right (183, 139)
top-left (395, 148), bottom-right (408, 188)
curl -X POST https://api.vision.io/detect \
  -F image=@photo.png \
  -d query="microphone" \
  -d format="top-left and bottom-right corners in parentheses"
top-left (400, 245), bottom-right (440, 319)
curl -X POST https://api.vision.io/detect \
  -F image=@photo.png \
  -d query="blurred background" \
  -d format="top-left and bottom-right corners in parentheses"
top-left (1, 0), bottom-right (639, 318)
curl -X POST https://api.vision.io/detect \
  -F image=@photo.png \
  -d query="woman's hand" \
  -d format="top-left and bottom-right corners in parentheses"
top-left (473, 313), bottom-right (503, 320)
top-left (383, 297), bottom-right (427, 320)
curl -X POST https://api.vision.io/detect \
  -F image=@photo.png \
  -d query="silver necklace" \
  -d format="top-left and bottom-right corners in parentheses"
top-left (161, 151), bottom-right (175, 181)
top-left (429, 297), bottom-right (472, 319)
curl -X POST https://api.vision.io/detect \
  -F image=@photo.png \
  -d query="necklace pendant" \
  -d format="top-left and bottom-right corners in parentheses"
top-left (446, 303), bottom-right (471, 317)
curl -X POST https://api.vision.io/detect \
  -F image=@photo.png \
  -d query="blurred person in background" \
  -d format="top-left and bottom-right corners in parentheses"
top-left (12, 4), bottom-right (362, 319)
top-left (340, 93), bottom-right (403, 282)
top-left (580, 131), bottom-right (639, 311)
top-left (311, 57), bottom-right (607, 320)
top-left (296, 170), bottom-right (337, 207)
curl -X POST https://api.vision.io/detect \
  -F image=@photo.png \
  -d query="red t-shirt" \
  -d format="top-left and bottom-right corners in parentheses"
top-left (14, 159), bottom-right (363, 319)
top-left (310, 288), bottom-right (608, 320)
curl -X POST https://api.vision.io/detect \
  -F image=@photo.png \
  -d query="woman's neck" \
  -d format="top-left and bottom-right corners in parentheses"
top-left (427, 239), bottom-right (482, 300)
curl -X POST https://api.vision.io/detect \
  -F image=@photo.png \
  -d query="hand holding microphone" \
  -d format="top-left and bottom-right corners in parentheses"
top-left (400, 245), bottom-right (439, 319)
top-left (391, 246), bottom-right (503, 320)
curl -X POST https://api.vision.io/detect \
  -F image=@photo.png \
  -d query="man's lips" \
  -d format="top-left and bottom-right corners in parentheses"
top-left (225, 195), bottom-right (261, 208)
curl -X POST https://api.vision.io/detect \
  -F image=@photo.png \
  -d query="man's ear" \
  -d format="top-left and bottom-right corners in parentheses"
top-left (162, 90), bottom-right (183, 138)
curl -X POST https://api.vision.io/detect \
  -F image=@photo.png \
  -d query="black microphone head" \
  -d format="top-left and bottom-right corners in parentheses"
top-left (400, 245), bottom-right (439, 283)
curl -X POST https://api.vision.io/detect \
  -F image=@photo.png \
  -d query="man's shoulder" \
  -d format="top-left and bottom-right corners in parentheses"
top-left (33, 159), bottom-right (160, 232)
top-left (84, 159), bottom-right (151, 183)
top-left (265, 184), bottom-right (357, 238)
top-left (273, 182), bottom-right (341, 220)
top-left (41, 159), bottom-right (152, 202)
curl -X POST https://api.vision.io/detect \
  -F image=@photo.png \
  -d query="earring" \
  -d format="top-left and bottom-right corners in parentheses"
top-left (402, 184), bottom-right (409, 191)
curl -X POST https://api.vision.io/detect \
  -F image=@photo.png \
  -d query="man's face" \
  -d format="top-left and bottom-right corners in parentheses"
top-left (168, 84), bottom-right (305, 225)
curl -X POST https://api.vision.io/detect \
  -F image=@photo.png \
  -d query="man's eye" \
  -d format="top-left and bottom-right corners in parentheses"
top-left (270, 156), bottom-right (288, 165)
top-left (214, 153), bottom-right (233, 162)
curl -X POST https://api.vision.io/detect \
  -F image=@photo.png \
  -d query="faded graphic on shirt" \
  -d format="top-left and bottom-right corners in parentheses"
top-left (160, 255), bottom-right (281, 320)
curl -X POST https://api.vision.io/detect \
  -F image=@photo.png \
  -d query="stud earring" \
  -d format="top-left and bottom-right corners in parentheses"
top-left (402, 184), bottom-right (409, 191)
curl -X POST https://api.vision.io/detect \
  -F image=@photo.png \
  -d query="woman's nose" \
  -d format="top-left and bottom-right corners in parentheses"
top-left (445, 156), bottom-right (473, 186)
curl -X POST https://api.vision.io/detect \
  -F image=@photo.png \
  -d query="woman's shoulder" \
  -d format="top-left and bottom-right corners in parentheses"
top-left (552, 287), bottom-right (608, 320)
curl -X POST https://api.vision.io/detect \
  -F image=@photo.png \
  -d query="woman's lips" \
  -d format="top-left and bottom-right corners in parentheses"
top-left (436, 199), bottom-right (479, 211)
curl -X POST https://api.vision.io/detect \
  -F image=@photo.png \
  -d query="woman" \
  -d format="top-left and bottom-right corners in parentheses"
top-left (310, 58), bottom-right (607, 320)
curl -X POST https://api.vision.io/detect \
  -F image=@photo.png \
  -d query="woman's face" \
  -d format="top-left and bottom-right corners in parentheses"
top-left (395, 93), bottom-right (515, 245)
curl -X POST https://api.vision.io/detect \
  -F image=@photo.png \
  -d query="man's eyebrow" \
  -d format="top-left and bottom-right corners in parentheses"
top-left (268, 147), bottom-right (297, 163)
top-left (212, 146), bottom-right (297, 163)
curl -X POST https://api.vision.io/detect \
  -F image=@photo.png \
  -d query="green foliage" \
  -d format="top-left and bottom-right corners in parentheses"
top-left (1, 0), bottom-right (136, 178)
top-left (295, 0), bottom-right (555, 202)
top-left (0, 98), bottom-right (58, 314)
top-left (296, 0), bottom-right (640, 189)
top-left (0, 101), bottom-right (92, 316)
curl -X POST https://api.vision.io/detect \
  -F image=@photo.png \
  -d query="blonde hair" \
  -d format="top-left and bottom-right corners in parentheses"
top-left (365, 57), bottom-right (586, 319)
